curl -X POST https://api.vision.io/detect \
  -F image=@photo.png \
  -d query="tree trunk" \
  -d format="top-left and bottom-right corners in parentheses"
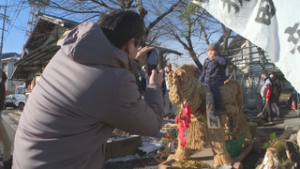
top-left (189, 50), bottom-right (203, 70)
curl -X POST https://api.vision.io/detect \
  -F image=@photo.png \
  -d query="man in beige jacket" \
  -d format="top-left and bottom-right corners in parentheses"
top-left (13, 9), bottom-right (164, 169)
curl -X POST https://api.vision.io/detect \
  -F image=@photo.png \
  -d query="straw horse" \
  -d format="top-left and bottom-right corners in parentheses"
top-left (167, 64), bottom-right (252, 167)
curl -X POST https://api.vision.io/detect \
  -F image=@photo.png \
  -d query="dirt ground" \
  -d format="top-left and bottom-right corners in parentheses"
top-left (104, 107), bottom-right (298, 169)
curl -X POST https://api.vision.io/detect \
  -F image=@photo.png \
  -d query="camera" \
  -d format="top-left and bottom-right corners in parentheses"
top-left (147, 48), bottom-right (162, 77)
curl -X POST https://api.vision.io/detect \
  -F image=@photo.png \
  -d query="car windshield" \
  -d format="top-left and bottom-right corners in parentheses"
top-left (17, 88), bottom-right (25, 95)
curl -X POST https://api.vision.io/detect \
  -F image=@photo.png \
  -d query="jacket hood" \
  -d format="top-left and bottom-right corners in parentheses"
top-left (61, 21), bottom-right (139, 71)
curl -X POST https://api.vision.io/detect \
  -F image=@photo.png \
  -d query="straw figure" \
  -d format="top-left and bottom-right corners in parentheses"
top-left (167, 64), bottom-right (252, 167)
top-left (259, 148), bottom-right (283, 169)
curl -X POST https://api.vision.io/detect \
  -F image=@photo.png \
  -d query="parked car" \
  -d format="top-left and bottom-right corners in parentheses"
top-left (4, 85), bottom-right (26, 110)
top-left (4, 94), bottom-right (17, 109)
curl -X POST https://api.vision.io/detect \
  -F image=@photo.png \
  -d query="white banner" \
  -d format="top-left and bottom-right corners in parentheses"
top-left (192, 0), bottom-right (300, 92)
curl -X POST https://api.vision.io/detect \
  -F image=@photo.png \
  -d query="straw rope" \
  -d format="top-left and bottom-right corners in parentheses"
top-left (259, 148), bottom-right (283, 169)
top-left (168, 64), bottom-right (253, 167)
top-left (168, 64), bottom-right (232, 166)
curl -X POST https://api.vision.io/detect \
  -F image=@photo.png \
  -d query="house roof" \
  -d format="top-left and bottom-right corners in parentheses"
top-left (225, 35), bottom-right (284, 79)
top-left (1, 52), bottom-right (20, 59)
top-left (154, 46), bottom-right (182, 56)
top-left (11, 45), bottom-right (60, 80)
top-left (11, 14), bottom-right (78, 80)
top-left (23, 14), bottom-right (78, 55)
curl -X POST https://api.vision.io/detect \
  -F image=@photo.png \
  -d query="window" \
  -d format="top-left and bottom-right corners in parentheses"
top-left (2, 62), bottom-right (8, 73)
top-left (17, 88), bottom-right (25, 95)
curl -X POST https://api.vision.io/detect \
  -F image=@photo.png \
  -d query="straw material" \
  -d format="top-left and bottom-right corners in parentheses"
top-left (208, 127), bottom-right (232, 167)
top-left (172, 160), bottom-right (211, 168)
top-left (174, 136), bottom-right (190, 161)
top-left (173, 116), bottom-right (208, 161)
top-left (186, 117), bottom-right (208, 150)
top-left (259, 148), bottom-right (283, 169)
top-left (168, 64), bottom-right (252, 166)
top-left (169, 65), bottom-right (207, 160)
top-left (220, 80), bottom-right (253, 143)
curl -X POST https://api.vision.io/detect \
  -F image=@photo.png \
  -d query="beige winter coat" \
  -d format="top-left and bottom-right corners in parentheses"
top-left (13, 22), bottom-right (164, 169)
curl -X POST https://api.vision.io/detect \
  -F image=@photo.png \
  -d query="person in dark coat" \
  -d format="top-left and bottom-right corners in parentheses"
top-left (164, 64), bottom-right (175, 115)
top-left (161, 77), bottom-right (166, 97)
top-left (0, 70), bottom-right (13, 169)
top-left (138, 65), bottom-right (148, 95)
top-left (199, 43), bottom-right (228, 115)
top-left (0, 70), bottom-right (6, 110)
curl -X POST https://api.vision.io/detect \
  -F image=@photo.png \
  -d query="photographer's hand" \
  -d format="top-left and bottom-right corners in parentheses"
top-left (149, 69), bottom-right (164, 85)
top-left (135, 46), bottom-right (154, 65)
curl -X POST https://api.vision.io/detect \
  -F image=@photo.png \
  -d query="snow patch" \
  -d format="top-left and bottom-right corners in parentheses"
top-left (105, 154), bottom-right (140, 163)
top-left (138, 137), bottom-right (162, 154)
top-left (216, 165), bottom-right (232, 169)
top-left (107, 135), bottom-right (139, 143)
top-left (105, 136), bottom-right (162, 163)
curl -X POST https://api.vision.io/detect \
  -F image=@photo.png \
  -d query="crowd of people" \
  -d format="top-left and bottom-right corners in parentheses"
top-left (138, 64), bottom-right (175, 116)
top-left (0, 8), bottom-right (293, 169)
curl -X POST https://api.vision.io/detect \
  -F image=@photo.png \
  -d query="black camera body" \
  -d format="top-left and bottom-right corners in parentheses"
top-left (147, 48), bottom-right (163, 77)
top-left (145, 46), bottom-right (182, 77)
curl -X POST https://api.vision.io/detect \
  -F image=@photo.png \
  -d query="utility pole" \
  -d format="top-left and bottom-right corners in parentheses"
top-left (0, 2), bottom-right (7, 67)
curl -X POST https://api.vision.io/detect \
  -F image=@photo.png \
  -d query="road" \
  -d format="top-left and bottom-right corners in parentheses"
top-left (0, 108), bottom-right (20, 169)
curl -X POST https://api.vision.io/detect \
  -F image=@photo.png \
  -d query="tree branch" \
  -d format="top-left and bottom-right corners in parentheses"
top-left (125, 0), bottom-right (134, 9)
top-left (93, 0), bottom-right (114, 10)
top-left (217, 24), bottom-right (232, 49)
top-left (145, 0), bottom-right (182, 37)
top-left (185, 18), bottom-right (193, 49)
top-left (135, 0), bottom-right (148, 19)
top-left (223, 29), bottom-right (232, 49)
top-left (198, 20), bottom-right (210, 45)
top-left (119, 0), bottom-right (125, 9)
top-left (148, 29), bottom-right (161, 46)
top-left (50, 1), bottom-right (102, 14)
top-left (82, 14), bottom-right (101, 22)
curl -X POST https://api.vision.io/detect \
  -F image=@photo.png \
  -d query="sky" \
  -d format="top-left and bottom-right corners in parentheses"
top-left (0, 0), bottom-right (208, 66)
top-left (0, 0), bottom-right (31, 54)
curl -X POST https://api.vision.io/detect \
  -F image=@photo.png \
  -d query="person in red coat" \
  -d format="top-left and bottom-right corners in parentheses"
top-left (261, 73), bottom-right (275, 123)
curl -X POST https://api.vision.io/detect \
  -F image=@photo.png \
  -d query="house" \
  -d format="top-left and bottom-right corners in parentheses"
top-left (0, 53), bottom-right (21, 94)
top-left (10, 14), bottom-right (79, 98)
top-left (226, 35), bottom-right (292, 109)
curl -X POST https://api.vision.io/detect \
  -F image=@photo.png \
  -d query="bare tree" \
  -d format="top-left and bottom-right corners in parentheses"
top-left (162, 2), bottom-right (233, 69)
top-left (23, 0), bottom-right (183, 46)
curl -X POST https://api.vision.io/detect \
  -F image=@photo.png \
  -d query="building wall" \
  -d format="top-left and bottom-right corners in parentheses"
top-left (1, 57), bottom-right (24, 95)
top-left (231, 40), bottom-right (293, 105)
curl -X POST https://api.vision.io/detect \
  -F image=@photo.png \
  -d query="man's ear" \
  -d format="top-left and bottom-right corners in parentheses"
top-left (122, 38), bottom-right (135, 55)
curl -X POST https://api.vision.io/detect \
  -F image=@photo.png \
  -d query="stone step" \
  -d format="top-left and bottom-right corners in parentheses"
top-left (2, 110), bottom-right (21, 132)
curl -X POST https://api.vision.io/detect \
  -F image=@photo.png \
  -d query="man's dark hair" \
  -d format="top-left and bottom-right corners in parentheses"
top-left (97, 9), bottom-right (144, 49)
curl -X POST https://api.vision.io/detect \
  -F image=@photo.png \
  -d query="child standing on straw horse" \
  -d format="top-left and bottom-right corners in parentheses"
top-left (199, 43), bottom-right (228, 115)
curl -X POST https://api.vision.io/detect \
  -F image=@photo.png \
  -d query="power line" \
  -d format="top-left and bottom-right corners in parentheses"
top-left (0, 0), bottom-right (8, 66)
top-left (7, 0), bottom-right (15, 19)
top-left (4, 0), bottom-right (25, 44)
